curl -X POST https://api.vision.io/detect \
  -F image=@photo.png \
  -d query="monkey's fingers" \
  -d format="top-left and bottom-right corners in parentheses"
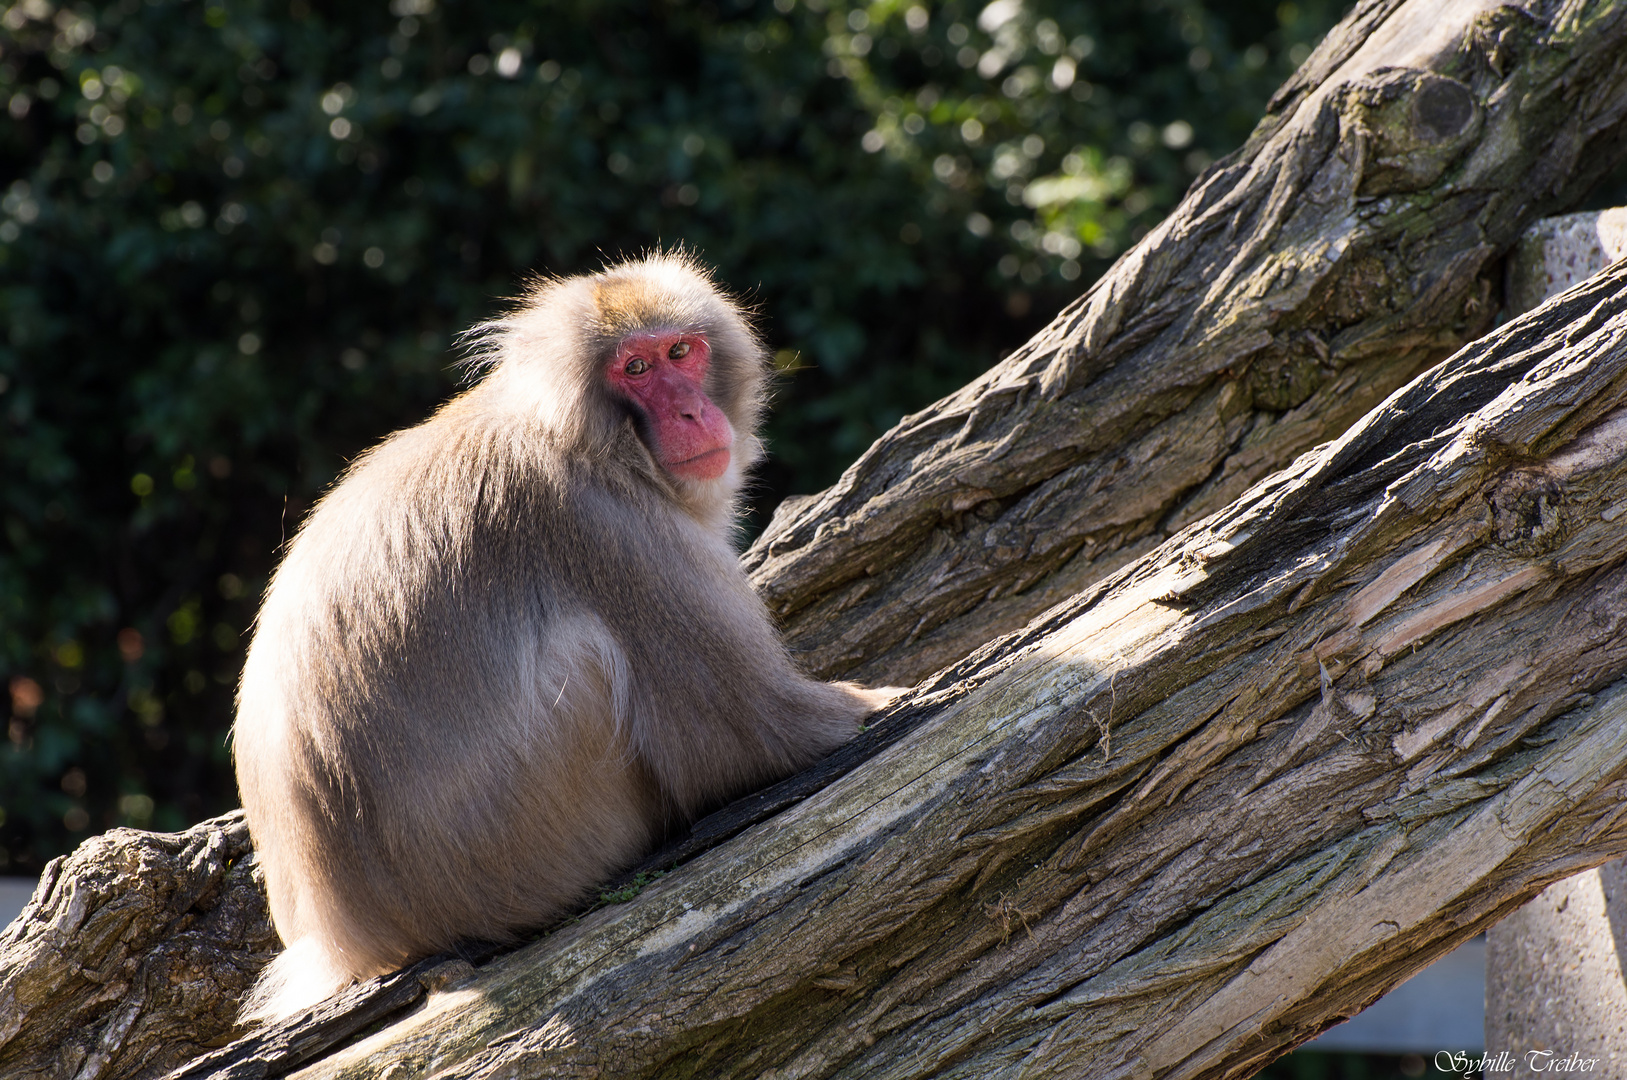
top-left (846, 683), bottom-right (912, 710)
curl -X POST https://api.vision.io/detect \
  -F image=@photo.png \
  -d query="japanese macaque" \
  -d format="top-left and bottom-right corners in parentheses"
top-left (233, 253), bottom-right (890, 1023)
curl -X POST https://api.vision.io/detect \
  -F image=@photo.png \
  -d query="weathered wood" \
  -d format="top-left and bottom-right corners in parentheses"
top-left (210, 256), bottom-right (1627, 1079)
top-left (0, 814), bottom-right (278, 1080)
top-left (745, 0), bottom-right (1627, 687)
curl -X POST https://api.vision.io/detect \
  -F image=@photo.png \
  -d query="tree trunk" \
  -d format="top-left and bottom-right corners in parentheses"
top-left (5, 0), bottom-right (1627, 1077)
top-left (746, 0), bottom-right (1627, 688)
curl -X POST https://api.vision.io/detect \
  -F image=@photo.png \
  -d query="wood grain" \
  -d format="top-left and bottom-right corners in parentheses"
top-left (745, 0), bottom-right (1627, 687)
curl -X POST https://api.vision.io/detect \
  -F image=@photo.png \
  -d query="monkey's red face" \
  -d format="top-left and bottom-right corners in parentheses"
top-left (606, 330), bottom-right (735, 482)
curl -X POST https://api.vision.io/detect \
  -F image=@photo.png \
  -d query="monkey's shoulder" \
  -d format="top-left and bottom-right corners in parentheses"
top-left (295, 402), bottom-right (710, 577)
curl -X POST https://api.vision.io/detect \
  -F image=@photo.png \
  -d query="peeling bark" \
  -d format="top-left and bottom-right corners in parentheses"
top-left (0, 815), bottom-right (276, 1080)
top-left (745, 0), bottom-right (1627, 687)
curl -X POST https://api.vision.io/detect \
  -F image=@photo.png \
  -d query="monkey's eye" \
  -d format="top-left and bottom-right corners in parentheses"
top-left (623, 358), bottom-right (650, 376)
top-left (668, 341), bottom-right (691, 360)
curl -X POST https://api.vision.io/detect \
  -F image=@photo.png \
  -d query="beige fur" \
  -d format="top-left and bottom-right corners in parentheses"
top-left (233, 253), bottom-right (882, 1023)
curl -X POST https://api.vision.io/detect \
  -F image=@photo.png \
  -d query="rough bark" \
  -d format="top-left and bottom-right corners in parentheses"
top-left (166, 254), bottom-right (1627, 1079)
top-left (745, 0), bottom-right (1627, 687)
top-left (0, 814), bottom-right (277, 1079)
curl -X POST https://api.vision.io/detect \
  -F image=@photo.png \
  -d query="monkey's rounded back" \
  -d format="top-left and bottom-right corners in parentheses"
top-left (235, 412), bottom-right (665, 972)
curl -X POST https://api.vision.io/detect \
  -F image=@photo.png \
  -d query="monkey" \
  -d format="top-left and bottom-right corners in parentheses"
top-left (232, 252), bottom-right (892, 1024)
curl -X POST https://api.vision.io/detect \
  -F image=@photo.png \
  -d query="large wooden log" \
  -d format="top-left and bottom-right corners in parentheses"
top-left (216, 255), bottom-right (1627, 1079)
top-left (745, 0), bottom-right (1627, 687)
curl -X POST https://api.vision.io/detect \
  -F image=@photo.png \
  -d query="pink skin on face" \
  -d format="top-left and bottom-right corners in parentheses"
top-left (605, 330), bottom-right (734, 482)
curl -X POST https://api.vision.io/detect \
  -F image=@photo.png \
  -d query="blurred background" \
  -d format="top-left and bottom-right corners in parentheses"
top-left (0, 0), bottom-right (1347, 872)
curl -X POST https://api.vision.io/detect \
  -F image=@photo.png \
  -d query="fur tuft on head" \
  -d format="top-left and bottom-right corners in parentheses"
top-left (460, 251), bottom-right (770, 483)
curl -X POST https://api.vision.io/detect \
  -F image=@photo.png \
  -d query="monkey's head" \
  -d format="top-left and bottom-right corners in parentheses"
top-left (469, 252), bottom-right (770, 519)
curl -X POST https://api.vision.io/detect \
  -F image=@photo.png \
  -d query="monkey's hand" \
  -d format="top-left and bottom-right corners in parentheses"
top-left (836, 682), bottom-right (912, 712)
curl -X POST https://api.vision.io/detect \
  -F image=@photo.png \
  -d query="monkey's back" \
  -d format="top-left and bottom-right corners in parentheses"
top-left (234, 397), bottom-right (661, 983)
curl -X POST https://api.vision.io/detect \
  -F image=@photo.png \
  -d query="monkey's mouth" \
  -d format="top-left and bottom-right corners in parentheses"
top-left (668, 448), bottom-right (731, 482)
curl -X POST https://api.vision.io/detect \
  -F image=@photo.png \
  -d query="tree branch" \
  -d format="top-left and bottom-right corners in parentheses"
top-left (745, 0), bottom-right (1627, 687)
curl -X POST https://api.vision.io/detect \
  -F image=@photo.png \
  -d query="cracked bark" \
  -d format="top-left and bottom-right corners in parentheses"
top-left (0, 815), bottom-right (278, 1079)
top-left (745, 0), bottom-right (1627, 688)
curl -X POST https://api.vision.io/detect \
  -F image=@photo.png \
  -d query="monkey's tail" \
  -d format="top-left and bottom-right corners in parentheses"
top-left (239, 936), bottom-right (356, 1025)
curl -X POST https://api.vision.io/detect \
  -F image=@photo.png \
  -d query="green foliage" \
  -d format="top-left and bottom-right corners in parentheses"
top-left (0, 0), bottom-right (1341, 870)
